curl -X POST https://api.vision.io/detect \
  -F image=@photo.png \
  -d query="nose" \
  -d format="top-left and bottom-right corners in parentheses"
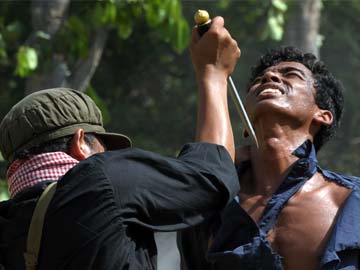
top-left (261, 70), bottom-right (281, 84)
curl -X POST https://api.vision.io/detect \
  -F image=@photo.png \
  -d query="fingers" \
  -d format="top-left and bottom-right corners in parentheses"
top-left (211, 16), bottom-right (224, 31)
top-left (191, 16), bottom-right (224, 42)
top-left (190, 14), bottom-right (240, 76)
top-left (234, 40), bottom-right (241, 59)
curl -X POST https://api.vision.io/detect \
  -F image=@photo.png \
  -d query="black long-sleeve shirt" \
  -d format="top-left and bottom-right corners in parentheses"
top-left (0, 143), bottom-right (239, 270)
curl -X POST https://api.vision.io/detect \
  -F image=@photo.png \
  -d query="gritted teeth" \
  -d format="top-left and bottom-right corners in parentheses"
top-left (260, 88), bottom-right (283, 95)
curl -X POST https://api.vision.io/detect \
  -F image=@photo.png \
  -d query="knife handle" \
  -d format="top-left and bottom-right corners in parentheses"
top-left (194, 10), bottom-right (212, 36)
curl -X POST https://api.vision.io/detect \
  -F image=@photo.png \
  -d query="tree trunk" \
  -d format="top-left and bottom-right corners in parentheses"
top-left (25, 0), bottom-right (108, 94)
top-left (67, 29), bottom-right (109, 92)
top-left (283, 0), bottom-right (321, 58)
top-left (25, 0), bottom-right (71, 95)
top-left (30, 0), bottom-right (71, 40)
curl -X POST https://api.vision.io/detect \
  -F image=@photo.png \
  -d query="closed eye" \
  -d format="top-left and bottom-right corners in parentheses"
top-left (284, 72), bottom-right (304, 80)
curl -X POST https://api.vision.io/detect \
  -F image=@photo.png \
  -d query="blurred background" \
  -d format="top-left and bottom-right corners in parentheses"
top-left (0, 0), bottom-right (359, 268)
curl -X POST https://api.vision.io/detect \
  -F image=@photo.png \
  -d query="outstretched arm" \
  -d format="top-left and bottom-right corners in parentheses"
top-left (191, 16), bottom-right (240, 161)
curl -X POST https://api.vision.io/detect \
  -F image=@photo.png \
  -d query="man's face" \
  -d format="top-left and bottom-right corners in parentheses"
top-left (245, 61), bottom-right (318, 124)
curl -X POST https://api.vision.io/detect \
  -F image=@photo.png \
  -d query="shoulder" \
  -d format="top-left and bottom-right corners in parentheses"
top-left (320, 169), bottom-right (360, 268)
top-left (320, 168), bottom-right (360, 190)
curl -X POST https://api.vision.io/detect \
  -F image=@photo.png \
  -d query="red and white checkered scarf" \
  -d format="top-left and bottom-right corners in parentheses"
top-left (7, 152), bottom-right (79, 198)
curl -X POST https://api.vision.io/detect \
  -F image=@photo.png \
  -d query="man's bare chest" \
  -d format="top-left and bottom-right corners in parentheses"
top-left (239, 178), bottom-right (351, 269)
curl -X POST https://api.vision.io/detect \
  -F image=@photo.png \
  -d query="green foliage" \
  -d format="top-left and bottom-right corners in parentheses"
top-left (116, 8), bottom-right (134, 39)
top-left (15, 46), bottom-right (38, 77)
top-left (64, 16), bottom-right (90, 58)
top-left (272, 0), bottom-right (287, 12)
top-left (214, 0), bottom-right (287, 43)
top-left (0, 153), bottom-right (8, 202)
top-left (0, 181), bottom-right (8, 202)
top-left (144, 0), bottom-right (190, 53)
top-left (262, 0), bottom-right (287, 41)
top-left (35, 30), bottom-right (51, 41)
top-left (91, 0), bottom-right (189, 52)
top-left (0, 0), bottom-right (189, 88)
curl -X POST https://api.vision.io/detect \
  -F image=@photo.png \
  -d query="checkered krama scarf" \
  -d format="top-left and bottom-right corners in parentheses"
top-left (6, 152), bottom-right (78, 198)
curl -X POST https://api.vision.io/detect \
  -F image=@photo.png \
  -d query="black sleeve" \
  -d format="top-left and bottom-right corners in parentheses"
top-left (102, 142), bottom-right (239, 231)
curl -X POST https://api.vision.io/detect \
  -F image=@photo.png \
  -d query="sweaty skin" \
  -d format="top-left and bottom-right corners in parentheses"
top-left (191, 16), bottom-right (240, 160)
top-left (238, 61), bottom-right (352, 270)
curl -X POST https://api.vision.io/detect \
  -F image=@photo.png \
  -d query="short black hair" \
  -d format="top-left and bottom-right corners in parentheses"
top-left (13, 133), bottom-right (98, 160)
top-left (248, 46), bottom-right (344, 151)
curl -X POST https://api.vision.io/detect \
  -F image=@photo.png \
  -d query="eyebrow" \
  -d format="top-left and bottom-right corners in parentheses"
top-left (277, 66), bottom-right (306, 77)
top-left (256, 65), bottom-right (307, 80)
top-left (249, 65), bottom-right (308, 91)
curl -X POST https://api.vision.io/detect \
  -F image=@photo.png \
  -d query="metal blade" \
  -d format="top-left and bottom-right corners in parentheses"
top-left (228, 76), bottom-right (259, 148)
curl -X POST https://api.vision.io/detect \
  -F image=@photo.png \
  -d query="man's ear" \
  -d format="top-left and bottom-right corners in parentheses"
top-left (69, 129), bottom-right (92, 161)
top-left (313, 109), bottom-right (333, 127)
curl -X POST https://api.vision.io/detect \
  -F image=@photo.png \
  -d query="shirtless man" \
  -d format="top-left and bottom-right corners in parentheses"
top-left (179, 46), bottom-right (360, 269)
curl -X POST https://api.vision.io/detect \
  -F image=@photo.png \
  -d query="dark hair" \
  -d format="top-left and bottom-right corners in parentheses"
top-left (248, 46), bottom-right (344, 151)
top-left (13, 133), bottom-right (98, 160)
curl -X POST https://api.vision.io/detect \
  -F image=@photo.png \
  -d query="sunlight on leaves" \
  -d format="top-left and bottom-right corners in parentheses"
top-left (15, 46), bottom-right (38, 77)
top-left (272, 0), bottom-right (288, 12)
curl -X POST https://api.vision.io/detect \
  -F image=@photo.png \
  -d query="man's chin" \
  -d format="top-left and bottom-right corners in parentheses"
top-left (249, 102), bottom-right (292, 121)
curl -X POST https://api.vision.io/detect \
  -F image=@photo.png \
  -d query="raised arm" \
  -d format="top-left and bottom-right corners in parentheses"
top-left (191, 16), bottom-right (240, 161)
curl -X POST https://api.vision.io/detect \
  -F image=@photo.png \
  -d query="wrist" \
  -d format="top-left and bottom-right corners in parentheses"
top-left (196, 65), bottom-right (228, 88)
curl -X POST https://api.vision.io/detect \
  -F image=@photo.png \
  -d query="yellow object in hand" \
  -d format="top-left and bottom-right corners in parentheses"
top-left (194, 10), bottom-right (210, 25)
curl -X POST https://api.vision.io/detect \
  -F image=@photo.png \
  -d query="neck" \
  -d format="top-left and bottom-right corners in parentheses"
top-left (244, 119), bottom-right (313, 196)
top-left (7, 152), bottom-right (78, 198)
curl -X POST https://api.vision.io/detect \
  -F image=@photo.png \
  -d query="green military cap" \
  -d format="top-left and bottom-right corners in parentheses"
top-left (0, 88), bottom-right (131, 163)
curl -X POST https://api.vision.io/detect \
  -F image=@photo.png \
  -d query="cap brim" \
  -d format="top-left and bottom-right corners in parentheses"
top-left (94, 132), bottom-right (132, 150)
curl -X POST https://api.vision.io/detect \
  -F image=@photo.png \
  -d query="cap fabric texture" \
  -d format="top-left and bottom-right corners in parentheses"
top-left (0, 88), bottom-right (131, 163)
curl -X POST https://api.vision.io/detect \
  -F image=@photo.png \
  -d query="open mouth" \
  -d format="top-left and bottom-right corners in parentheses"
top-left (259, 88), bottom-right (283, 95)
top-left (255, 84), bottom-right (286, 97)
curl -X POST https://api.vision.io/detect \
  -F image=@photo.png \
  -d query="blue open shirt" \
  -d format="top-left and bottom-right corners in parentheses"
top-left (179, 140), bottom-right (360, 270)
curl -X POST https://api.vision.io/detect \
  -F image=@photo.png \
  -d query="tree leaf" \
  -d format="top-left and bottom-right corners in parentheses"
top-left (173, 18), bottom-right (190, 53)
top-left (15, 46), bottom-right (38, 77)
top-left (316, 34), bottom-right (325, 48)
top-left (267, 16), bottom-right (283, 41)
top-left (117, 9), bottom-right (133, 39)
top-left (145, 0), bottom-right (163, 27)
top-left (103, 3), bottom-right (117, 24)
top-left (0, 180), bottom-right (9, 202)
top-left (66, 16), bottom-right (89, 57)
top-left (272, 0), bottom-right (288, 12)
top-left (35, 31), bottom-right (51, 40)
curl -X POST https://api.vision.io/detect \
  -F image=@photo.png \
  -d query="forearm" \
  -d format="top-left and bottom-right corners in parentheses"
top-left (196, 67), bottom-right (234, 160)
top-left (110, 143), bottom-right (239, 231)
top-left (190, 16), bottom-right (239, 161)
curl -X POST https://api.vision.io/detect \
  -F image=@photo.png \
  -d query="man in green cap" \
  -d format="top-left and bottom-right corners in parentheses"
top-left (0, 17), bottom-right (240, 270)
